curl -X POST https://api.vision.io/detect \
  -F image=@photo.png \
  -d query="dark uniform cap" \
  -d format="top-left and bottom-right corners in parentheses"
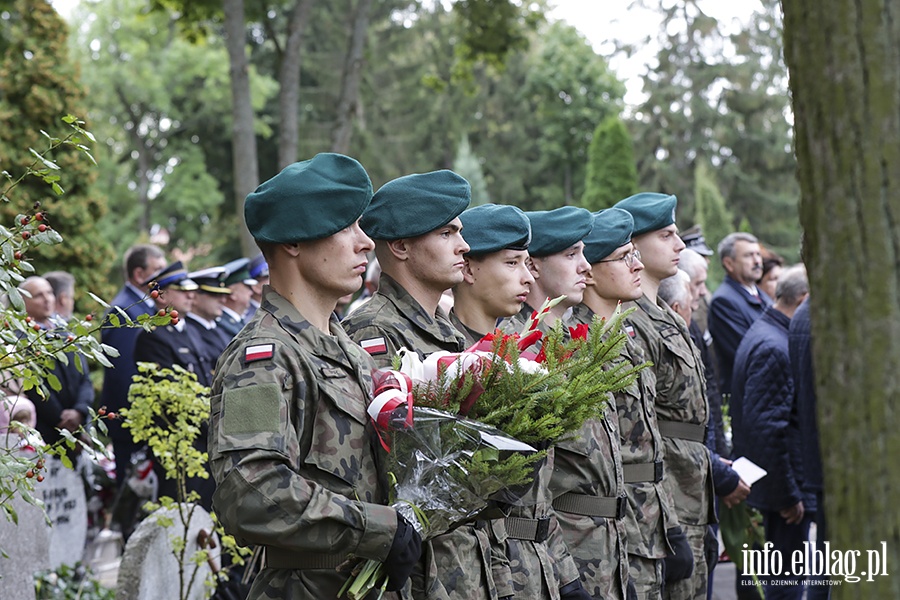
top-left (459, 204), bottom-right (531, 256)
top-left (222, 258), bottom-right (259, 287)
top-left (583, 208), bottom-right (635, 264)
top-left (189, 266), bottom-right (232, 295)
top-left (360, 170), bottom-right (471, 240)
top-left (143, 261), bottom-right (198, 292)
top-left (248, 253), bottom-right (269, 279)
top-left (614, 192), bottom-right (678, 236)
top-left (679, 224), bottom-right (714, 256)
top-left (244, 153), bottom-right (373, 243)
top-left (525, 206), bottom-right (593, 257)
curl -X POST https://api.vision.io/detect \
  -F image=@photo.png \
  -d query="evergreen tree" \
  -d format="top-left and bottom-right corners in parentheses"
top-left (0, 0), bottom-right (116, 302)
top-left (582, 116), bottom-right (638, 211)
top-left (453, 135), bottom-right (490, 206)
top-left (693, 160), bottom-right (733, 285)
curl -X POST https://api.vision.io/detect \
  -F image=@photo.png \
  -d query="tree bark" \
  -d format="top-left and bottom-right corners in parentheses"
top-left (277, 0), bottom-right (313, 169)
top-left (331, 0), bottom-right (374, 154)
top-left (782, 1), bottom-right (900, 597)
top-left (223, 0), bottom-right (259, 256)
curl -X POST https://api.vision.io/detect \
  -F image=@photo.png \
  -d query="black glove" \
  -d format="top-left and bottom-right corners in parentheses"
top-left (704, 525), bottom-right (719, 572)
top-left (383, 513), bottom-right (422, 591)
top-left (664, 526), bottom-right (694, 583)
top-left (626, 578), bottom-right (638, 600)
top-left (559, 578), bottom-right (592, 600)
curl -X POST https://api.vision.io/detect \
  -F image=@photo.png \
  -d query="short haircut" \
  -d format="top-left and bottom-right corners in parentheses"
top-left (43, 271), bottom-right (75, 298)
top-left (658, 269), bottom-right (692, 309)
top-left (124, 244), bottom-right (165, 279)
top-left (678, 248), bottom-right (707, 279)
top-left (774, 264), bottom-right (808, 305)
top-left (717, 232), bottom-right (759, 263)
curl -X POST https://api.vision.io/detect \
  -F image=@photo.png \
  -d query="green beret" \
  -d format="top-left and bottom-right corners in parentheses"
top-left (244, 153), bottom-right (373, 243)
top-left (459, 204), bottom-right (531, 256)
top-left (360, 170), bottom-right (471, 240)
top-left (525, 207), bottom-right (593, 257)
top-left (613, 192), bottom-right (677, 236)
top-left (582, 208), bottom-right (635, 264)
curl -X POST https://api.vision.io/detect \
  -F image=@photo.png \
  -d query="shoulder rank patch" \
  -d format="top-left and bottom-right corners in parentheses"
top-left (360, 337), bottom-right (387, 355)
top-left (245, 343), bottom-right (275, 363)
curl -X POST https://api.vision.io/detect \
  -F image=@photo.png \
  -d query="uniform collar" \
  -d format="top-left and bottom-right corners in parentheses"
top-left (375, 274), bottom-right (466, 348)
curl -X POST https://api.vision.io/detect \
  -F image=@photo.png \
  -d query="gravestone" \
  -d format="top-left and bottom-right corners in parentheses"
top-left (0, 485), bottom-right (52, 600)
top-left (116, 504), bottom-right (220, 600)
top-left (42, 455), bottom-right (89, 569)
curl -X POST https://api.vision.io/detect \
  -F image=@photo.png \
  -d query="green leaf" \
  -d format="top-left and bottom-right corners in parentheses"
top-left (60, 454), bottom-right (73, 469)
top-left (28, 148), bottom-right (60, 171)
top-left (46, 372), bottom-right (62, 391)
top-left (88, 292), bottom-right (111, 309)
top-left (51, 182), bottom-right (64, 196)
top-left (6, 286), bottom-right (23, 311)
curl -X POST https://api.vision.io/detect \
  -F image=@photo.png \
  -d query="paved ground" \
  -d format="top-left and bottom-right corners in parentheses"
top-left (712, 560), bottom-right (739, 599)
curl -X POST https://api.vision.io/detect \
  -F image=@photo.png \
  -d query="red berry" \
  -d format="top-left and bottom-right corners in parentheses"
top-left (85, 314), bottom-right (93, 322)
top-left (171, 317), bottom-right (179, 325)
top-left (66, 334), bottom-right (74, 342)
top-left (20, 217), bottom-right (29, 225)
top-left (37, 224), bottom-right (47, 232)
top-left (98, 407), bottom-right (106, 416)
top-left (169, 310), bottom-right (179, 319)
top-left (32, 324), bottom-right (40, 332)
top-left (157, 309), bottom-right (166, 317)
top-left (14, 251), bottom-right (22, 260)
top-left (25, 469), bottom-right (34, 478)
top-left (25, 316), bottom-right (31, 323)
top-left (107, 412), bottom-right (117, 420)
top-left (150, 289), bottom-right (160, 299)
top-left (36, 474), bottom-right (44, 482)
top-left (36, 459), bottom-right (44, 469)
top-left (21, 232), bottom-right (30, 240)
top-left (34, 212), bottom-right (44, 221)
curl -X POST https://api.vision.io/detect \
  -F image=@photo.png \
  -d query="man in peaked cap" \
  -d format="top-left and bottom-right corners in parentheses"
top-left (614, 193), bottom-right (714, 600)
top-left (218, 258), bottom-right (258, 339)
top-left (342, 170), bottom-right (512, 600)
top-left (208, 154), bottom-right (421, 600)
top-left (185, 265), bottom-right (233, 377)
top-left (679, 225), bottom-right (714, 258)
top-left (560, 208), bottom-right (676, 600)
top-left (450, 204), bottom-right (592, 600)
top-left (244, 253), bottom-right (269, 320)
top-left (500, 206), bottom-right (593, 338)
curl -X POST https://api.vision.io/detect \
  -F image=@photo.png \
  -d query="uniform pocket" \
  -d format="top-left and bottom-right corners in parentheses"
top-left (302, 378), bottom-right (370, 487)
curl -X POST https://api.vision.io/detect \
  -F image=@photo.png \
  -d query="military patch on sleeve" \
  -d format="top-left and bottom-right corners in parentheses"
top-left (624, 324), bottom-right (636, 338)
top-left (359, 337), bottom-right (387, 355)
top-left (244, 343), bottom-right (275, 363)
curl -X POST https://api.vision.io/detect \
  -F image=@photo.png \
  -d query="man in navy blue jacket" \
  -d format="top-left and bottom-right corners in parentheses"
top-left (708, 233), bottom-right (771, 396)
top-left (100, 244), bottom-right (167, 487)
top-left (731, 265), bottom-right (812, 599)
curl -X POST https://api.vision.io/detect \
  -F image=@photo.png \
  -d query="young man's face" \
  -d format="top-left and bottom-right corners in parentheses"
top-left (405, 217), bottom-right (471, 292)
top-left (724, 240), bottom-right (763, 286)
top-left (589, 242), bottom-right (644, 302)
top-left (632, 225), bottom-right (685, 282)
top-left (297, 219), bottom-right (375, 299)
top-left (532, 241), bottom-right (591, 308)
top-left (463, 249), bottom-right (534, 319)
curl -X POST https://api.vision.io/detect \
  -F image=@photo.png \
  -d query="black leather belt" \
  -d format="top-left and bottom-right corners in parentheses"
top-left (552, 492), bottom-right (626, 519)
top-left (504, 516), bottom-right (551, 543)
top-left (262, 548), bottom-right (346, 570)
top-left (623, 460), bottom-right (664, 483)
top-left (658, 419), bottom-right (706, 443)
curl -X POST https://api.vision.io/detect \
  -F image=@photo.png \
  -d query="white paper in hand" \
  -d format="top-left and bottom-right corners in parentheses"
top-left (731, 457), bottom-right (767, 486)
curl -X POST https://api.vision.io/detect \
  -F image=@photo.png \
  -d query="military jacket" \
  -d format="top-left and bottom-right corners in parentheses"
top-left (568, 304), bottom-right (675, 561)
top-left (208, 287), bottom-right (397, 600)
top-left (342, 274), bottom-right (467, 368)
top-left (342, 275), bottom-right (505, 600)
top-left (626, 296), bottom-right (715, 526)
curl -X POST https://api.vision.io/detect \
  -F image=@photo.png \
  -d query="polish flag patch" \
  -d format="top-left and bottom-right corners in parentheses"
top-left (360, 337), bottom-right (387, 355)
top-left (624, 324), bottom-right (636, 338)
top-left (245, 344), bottom-right (275, 363)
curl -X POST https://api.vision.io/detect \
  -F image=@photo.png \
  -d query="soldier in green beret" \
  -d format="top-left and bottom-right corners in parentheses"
top-left (565, 208), bottom-right (679, 600)
top-left (614, 193), bottom-right (715, 600)
top-left (208, 153), bottom-right (421, 600)
top-left (343, 170), bottom-right (514, 600)
top-left (500, 206), bottom-right (593, 336)
top-left (452, 203), bottom-right (591, 600)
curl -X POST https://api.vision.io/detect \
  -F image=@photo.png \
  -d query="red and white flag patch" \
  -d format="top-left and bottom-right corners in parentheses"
top-left (245, 344), bottom-right (275, 363)
top-left (360, 337), bottom-right (387, 355)
top-left (624, 324), bottom-right (636, 338)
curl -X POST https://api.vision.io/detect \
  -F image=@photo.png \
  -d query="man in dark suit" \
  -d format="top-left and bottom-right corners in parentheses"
top-left (708, 232), bottom-right (772, 396)
top-left (185, 266), bottom-right (232, 382)
top-left (217, 258), bottom-right (257, 340)
top-left (100, 244), bottom-right (166, 487)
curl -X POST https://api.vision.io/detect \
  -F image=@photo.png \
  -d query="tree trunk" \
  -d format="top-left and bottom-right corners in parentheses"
top-left (782, 1), bottom-right (900, 597)
top-left (331, 0), bottom-right (374, 154)
top-left (277, 0), bottom-right (313, 169)
top-left (223, 0), bottom-right (258, 256)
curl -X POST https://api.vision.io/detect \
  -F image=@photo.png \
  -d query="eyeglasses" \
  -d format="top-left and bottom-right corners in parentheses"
top-left (596, 249), bottom-right (641, 268)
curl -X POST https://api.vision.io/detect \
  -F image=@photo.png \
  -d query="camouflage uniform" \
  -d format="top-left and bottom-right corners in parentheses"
top-left (626, 296), bottom-right (716, 600)
top-left (343, 274), bottom-right (510, 600)
top-left (569, 303), bottom-right (675, 600)
top-left (208, 287), bottom-right (398, 600)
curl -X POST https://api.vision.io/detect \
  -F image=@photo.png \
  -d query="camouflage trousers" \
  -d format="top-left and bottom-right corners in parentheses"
top-left (628, 553), bottom-right (663, 600)
top-left (662, 524), bottom-right (709, 600)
